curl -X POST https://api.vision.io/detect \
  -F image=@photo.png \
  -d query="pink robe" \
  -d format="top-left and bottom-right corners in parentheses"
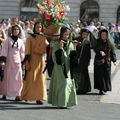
top-left (0, 43), bottom-right (4, 93)
top-left (0, 37), bottom-right (25, 97)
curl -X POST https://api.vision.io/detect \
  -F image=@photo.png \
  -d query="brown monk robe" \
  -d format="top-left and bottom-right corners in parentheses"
top-left (21, 32), bottom-right (49, 104)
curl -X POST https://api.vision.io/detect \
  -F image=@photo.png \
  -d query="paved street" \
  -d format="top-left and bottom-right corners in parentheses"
top-left (0, 49), bottom-right (120, 120)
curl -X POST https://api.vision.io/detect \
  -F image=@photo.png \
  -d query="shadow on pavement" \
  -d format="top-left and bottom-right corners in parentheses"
top-left (0, 99), bottom-right (70, 110)
top-left (0, 105), bottom-right (69, 110)
top-left (77, 92), bottom-right (99, 95)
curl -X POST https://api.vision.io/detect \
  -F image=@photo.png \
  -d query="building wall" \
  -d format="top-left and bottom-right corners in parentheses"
top-left (65, 0), bottom-right (120, 25)
top-left (99, 0), bottom-right (117, 24)
top-left (0, 0), bottom-right (120, 25)
top-left (65, 0), bottom-right (81, 23)
top-left (0, 0), bottom-right (21, 19)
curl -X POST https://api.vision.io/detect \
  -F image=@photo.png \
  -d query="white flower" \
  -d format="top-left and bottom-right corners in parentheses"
top-left (50, 8), bottom-right (54, 12)
top-left (65, 5), bottom-right (70, 12)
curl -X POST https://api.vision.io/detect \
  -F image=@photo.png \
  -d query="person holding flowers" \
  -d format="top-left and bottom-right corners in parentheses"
top-left (48, 26), bottom-right (77, 108)
top-left (32, 0), bottom-right (77, 107)
top-left (21, 21), bottom-right (49, 104)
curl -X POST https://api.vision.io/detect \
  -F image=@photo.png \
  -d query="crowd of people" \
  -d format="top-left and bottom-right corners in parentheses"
top-left (0, 16), bottom-right (117, 108)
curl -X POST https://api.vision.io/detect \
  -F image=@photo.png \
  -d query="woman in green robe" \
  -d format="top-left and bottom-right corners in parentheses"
top-left (48, 27), bottom-right (77, 108)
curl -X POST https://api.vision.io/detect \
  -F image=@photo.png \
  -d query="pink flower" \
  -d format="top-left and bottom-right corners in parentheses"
top-left (47, 0), bottom-right (53, 8)
top-left (45, 12), bottom-right (53, 20)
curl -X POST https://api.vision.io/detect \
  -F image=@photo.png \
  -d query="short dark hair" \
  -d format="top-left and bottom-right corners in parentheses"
top-left (98, 29), bottom-right (108, 39)
top-left (80, 29), bottom-right (89, 33)
top-left (99, 29), bottom-right (108, 35)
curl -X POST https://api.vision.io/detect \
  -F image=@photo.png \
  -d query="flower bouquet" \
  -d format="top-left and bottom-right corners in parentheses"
top-left (35, 0), bottom-right (70, 35)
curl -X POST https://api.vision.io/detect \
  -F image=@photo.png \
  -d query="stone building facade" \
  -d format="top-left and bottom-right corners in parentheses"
top-left (65, 0), bottom-right (120, 25)
top-left (0, 0), bottom-right (120, 25)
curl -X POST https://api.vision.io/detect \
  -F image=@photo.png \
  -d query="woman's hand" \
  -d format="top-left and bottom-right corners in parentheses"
top-left (100, 51), bottom-right (106, 56)
top-left (25, 61), bottom-right (31, 71)
top-left (0, 62), bottom-right (5, 69)
top-left (0, 61), bottom-right (5, 66)
top-left (60, 40), bottom-right (65, 49)
top-left (72, 40), bottom-right (81, 45)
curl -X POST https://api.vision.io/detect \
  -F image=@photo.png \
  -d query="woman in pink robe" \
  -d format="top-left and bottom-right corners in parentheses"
top-left (0, 25), bottom-right (25, 100)
top-left (0, 28), bottom-right (6, 92)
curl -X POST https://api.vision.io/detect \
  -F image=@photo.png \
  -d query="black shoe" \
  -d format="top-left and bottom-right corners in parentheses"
top-left (36, 100), bottom-right (43, 105)
top-left (57, 107), bottom-right (68, 109)
top-left (25, 100), bottom-right (28, 102)
top-left (2, 95), bottom-right (6, 100)
top-left (15, 96), bottom-right (21, 101)
top-left (76, 91), bottom-right (86, 95)
top-left (99, 90), bottom-right (105, 95)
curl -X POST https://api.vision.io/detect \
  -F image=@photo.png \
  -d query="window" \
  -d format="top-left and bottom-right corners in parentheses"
top-left (24, 0), bottom-right (33, 7)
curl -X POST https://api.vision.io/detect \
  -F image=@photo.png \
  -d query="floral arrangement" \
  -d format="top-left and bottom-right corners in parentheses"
top-left (37, 0), bottom-right (70, 29)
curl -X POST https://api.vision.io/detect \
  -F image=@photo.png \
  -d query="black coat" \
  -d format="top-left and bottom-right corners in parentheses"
top-left (75, 40), bottom-right (91, 73)
top-left (70, 39), bottom-right (91, 94)
top-left (94, 39), bottom-right (117, 92)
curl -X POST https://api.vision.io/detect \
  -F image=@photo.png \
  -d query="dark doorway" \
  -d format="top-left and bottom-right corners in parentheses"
top-left (117, 6), bottom-right (120, 23)
top-left (80, 0), bottom-right (99, 22)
